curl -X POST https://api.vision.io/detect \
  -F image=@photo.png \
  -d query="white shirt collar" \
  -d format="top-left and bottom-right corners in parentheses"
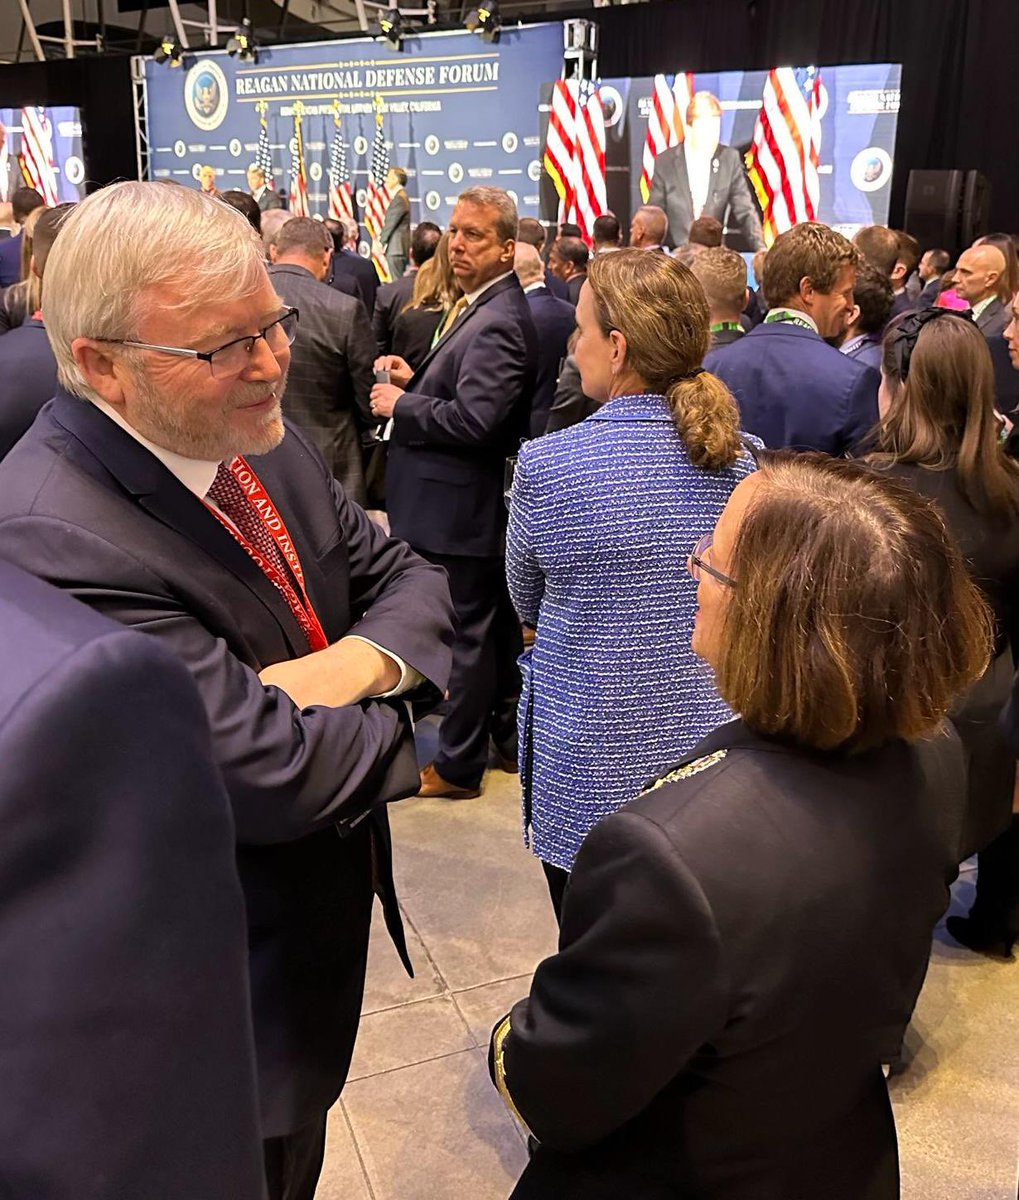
top-left (91, 397), bottom-right (220, 499)
top-left (766, 306), bottom-right (819, 334)
top-left (522, 281), bottom-right (546, 295)
top-left (466, 271), bottom-right (513, 306)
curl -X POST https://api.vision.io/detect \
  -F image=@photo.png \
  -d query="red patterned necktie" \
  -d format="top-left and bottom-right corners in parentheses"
top-left (206, 461), bottom-right (294, 586)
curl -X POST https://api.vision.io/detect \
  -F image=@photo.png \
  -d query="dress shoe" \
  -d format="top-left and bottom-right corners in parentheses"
top-left (945, 915), bottom-right (1016, 959)
top-left (417, 762), bottom-right (481, 800)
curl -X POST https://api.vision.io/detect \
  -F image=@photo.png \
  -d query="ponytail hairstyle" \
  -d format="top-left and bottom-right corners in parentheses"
top-left (586, 247), bottom-right (743, 469)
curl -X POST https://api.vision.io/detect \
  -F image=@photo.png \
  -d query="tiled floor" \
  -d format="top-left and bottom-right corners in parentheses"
top-left (318, 755), bottom-right (1019, 1200)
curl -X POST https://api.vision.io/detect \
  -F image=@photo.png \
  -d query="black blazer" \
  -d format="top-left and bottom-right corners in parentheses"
top-left (0, 394), bottom-right (455, 1138)
top-left (329, 248), bottom-right (380, 314)
top-left (0, 317), bottom-right (58, 460)
top-left (705, 321), bottom-right (879, 454)
top-left (544, 267), bottom-right (570, 301)
top-left (975, 299), bottom-right (1019, 416)
top-left (566, 272), bottom-right (586, 306)
top-left (0, 561), bottom-right (265, 1198)
top-left (544, 355), bottom-right (600, 434)
top-left (493, 719), bottom-right (965, 1200)
top-left (648, 143), bottom-right (765, 251)
top-left (392, 305), bottom-right (444, 372)
top-left (373, 272), bottom-right (417, 355)
top-left (268, 263), bottom-right (375, 503)
top-left (526, 287), bottom-right (577, 436)
top-left (387, 273), bottom-right (539, 557)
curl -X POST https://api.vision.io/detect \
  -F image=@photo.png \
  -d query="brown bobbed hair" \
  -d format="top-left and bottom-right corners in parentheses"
top-left (586, 247), bottom-right (743, 470)
top-left (762, 221), bottom-right (859, 310)
top-left (406, 230), bottom-right (462, 313)
top-left (716, 452), bottom-right (992, 753)
top-left (873, 312), bottom-right (1019, 518)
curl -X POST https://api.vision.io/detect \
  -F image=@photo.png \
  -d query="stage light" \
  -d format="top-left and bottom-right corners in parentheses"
top-left (376, 5), bottom-right (406, 49)
top-left (154, 34), bottom-right (184, 68)
top-left (465, 0), bottom-right (500, 43)
top-left (226, 18), bottom-right (258, 63)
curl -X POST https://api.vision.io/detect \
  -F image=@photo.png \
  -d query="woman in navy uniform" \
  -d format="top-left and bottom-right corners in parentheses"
top-left (491, 453), bottom-right (990, 1200)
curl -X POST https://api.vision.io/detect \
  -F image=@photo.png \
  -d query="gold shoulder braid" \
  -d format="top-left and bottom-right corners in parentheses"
top-left (492, 1016), bottom-right (533, 1137)
top-left (641, 750), bottom-right (728, 796)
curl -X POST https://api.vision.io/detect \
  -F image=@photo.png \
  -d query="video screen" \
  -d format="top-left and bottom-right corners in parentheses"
top-left (550, 63), bottom-right (901, 249)
top-left (0, 106), bottom-right (86, 206)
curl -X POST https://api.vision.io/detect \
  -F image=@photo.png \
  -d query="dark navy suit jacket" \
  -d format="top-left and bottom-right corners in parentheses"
top-left (0, 560), bottom-right (264, 1198)
top-left (526, 286), bottom-right (577, 437)
top-left (0, 230), bottom-right (22, 287)
top-left (330, 247), bottom-right (380, 314)
top-left (0, 396), bottom-right (454, 1138)
top-left (544, 267), bottom-right (570, 301)
top-left (0, 317), bottom-right (59, 459)
top-left (387, 273), bottom-right (539, 558)
top-left (705, 322), bottom-right (880, 455)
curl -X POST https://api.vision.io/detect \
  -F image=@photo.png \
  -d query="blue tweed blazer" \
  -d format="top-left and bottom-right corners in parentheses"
top-left (507, 392), bottom-right (759, 870)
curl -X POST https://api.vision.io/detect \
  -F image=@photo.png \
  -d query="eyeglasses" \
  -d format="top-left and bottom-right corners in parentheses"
top-left (101, 307), bottom-right (299, 379)
top-left (688, 533), bottom-right (736, 588)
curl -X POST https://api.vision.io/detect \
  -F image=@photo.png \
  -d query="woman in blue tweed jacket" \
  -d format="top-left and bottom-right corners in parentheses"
top-left (507, 248), bottom-right (759, 916)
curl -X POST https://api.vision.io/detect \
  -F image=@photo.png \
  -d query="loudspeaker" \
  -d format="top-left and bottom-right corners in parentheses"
top-left (962, 171), bottom-right (991, 245)
top-left (904, 170), bottom-right (963, 252)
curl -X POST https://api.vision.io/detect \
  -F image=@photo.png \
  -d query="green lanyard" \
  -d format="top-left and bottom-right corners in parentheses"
top-left (764, 309), bottom-right (816, 332)
top-left (710, 321), bottom-right (744, 334)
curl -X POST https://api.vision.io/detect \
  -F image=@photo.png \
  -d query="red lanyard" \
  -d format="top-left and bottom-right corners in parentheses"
top-left (205, 455), bottom-right (329, 652)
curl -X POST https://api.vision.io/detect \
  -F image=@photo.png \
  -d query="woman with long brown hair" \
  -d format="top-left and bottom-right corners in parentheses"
top-left (389, 230), bottom-right (463, 369)
top-left (869, 307), bottom-right (1019, 955)
top-left (506, 247), bottom-right (759, 917)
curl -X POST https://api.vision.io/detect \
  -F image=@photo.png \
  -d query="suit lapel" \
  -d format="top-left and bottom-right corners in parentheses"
top-left (409, 274), bottom-right (518, 383)
top-left (50, 394), bottom-right (309, 655)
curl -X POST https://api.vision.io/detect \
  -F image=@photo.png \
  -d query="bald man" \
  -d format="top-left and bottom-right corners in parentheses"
top-left (516, 242), bottom-right (577, 435)
top-left (954, 244), bottom-right (1010, 337)
top-left (629, 205), bottom-right (669, 251)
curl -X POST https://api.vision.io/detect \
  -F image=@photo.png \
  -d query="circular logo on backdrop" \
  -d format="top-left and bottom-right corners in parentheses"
top-left (502, 132), bottom-right (518, 154)
top-left (424, 134), bottom-right (440, 156)
top-left (229, 137), bottom-right (243, 158)
top-left (184, 60), bottom-right (229, 132)
top-left (448, 162), bottom-right (464, 184)
top-left (851, 147), bottom-right (892, 193)
top-left (356, 187), bottom-right (368, 208)
top-left (64, 155), bottom-right (85, 187)
top-left (425, 190), bottom-right (441, 212)
top-left (191, 163), bottom-right (204, 182)
top-left (354, 135), bottom-right (369, 156)
top-left (599, 85), bottom-right (623, 129)
top-left (174, 139), bottom-right (187, 159)
top-left (310, 162), bottom-right (323, 183)
top-left (527, 160), bottom-right (542, 183)
top-left (506, 190), bottom-right (519, 206)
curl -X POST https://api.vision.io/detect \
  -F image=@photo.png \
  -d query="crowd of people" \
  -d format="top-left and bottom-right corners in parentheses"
top-left (0, 171), bottom-right (1017, 1199)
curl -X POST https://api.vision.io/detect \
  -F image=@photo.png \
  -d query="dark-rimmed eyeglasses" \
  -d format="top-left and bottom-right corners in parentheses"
top-left (688, 532), bottom-right (736, 588)
top-left (99, 306), bottom-right (299, 379)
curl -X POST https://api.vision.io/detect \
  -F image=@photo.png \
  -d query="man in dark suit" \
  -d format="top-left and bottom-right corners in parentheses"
top-left (0, 186), bottom-right (44, 286)
top-left (379, 167), bottom-right (412, 281)
top-left (268, 216), bottom-right (375, 505)
top-left (917, 248), bottom-right (950, 307)
top-left (517, 216), bottom-right (570, 300)
top-left (550, 236), bottom-right (589, 305)
top-left (373, 219), bottom-right (441, 356)
top-left (0, 181), bottom-right (454, 1200)
top-left (516, 242), bottom-right (577, 435)
top-left (954, 242), bottom-right (1019, 415)
top-left (0, 561), bottom-right (265, 1198)
top-left (706, 222), bottom-right (878, 454)
top-left (689, 246), bottom-right (750, 349)
top-left (545, 355), bottom-right (601, 433)
top-left (372, 185), bottom-right (538, 799)
top-left (648, 91), bottom-right (764, 252)
top-left (248, 164), bottom-right (284, 212)
top-left (0, 203), bottom-right (68, 458)
top-left (325, 215), bottom-right (380, 313)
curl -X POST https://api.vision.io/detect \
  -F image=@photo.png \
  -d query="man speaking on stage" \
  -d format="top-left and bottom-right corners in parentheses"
top-left (648, 90), bottom-right (765, 252)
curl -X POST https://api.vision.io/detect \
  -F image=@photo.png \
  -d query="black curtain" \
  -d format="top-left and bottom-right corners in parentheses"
top-left (591, 0), bottom-right (1016, 231)
top-left (0, 57), bottom-right (136, 192)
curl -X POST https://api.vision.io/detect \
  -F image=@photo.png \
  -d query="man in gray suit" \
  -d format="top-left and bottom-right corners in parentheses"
top-left (648, 91), bottom-right (765, 252)
top-left (268, 217), bottom-right (375, 504)
top-left (379, 167), bottom-right (411, 280)
top-left (954, 243), bottom-right (1019, 414)
top-left (247, 164), bottom-right (283, 212)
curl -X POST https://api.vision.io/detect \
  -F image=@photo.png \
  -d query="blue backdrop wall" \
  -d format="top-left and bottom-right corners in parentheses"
top-left (142, 24), bottom-right (564, 227)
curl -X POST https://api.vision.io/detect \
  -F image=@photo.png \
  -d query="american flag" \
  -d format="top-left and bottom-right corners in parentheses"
top-left (542, 79), bottom-right (607, 246)
top-left (745, 67), bottom-right (823, 246)
top-left (255, 102), bottom-right (274, 189)
top-left (327, 116), bottom-right (354, 223)
top-left (364, 113), bottom-right (394, 283)
top-left (18, 107), bottom-right (59, 206)
top-left (639, 73), bottom-right (695, 202)
top-left (288, 107), bottom-right (309, 218)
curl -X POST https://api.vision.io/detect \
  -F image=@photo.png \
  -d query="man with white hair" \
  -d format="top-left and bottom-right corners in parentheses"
top-left (515, 241), bottom-right (577, 435)
top-left (325, 213), bottom-right (379, 313)
top-left (260, 205), bottom-right (295, 258)
top-left (0, 181), bottom-right (454, 1200)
